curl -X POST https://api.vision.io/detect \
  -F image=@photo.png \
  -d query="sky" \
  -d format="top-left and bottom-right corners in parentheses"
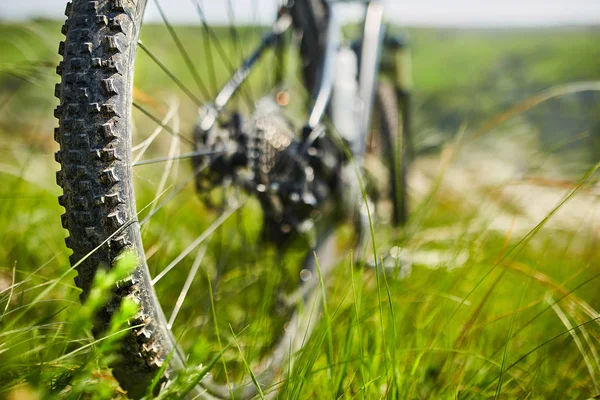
top-left (1, 0), bottom-right (600, 27)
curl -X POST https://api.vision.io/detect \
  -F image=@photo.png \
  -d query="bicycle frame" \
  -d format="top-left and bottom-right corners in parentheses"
top-left (309, 0), bottom-right (386, 161)
top-left (198, 0), bottom-right (387, 155)
top-left (193, 0), bottom-right (415, 231)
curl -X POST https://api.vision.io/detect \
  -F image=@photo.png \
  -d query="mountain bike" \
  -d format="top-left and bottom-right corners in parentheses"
top-left (54, 0), bottom-right (412, 397)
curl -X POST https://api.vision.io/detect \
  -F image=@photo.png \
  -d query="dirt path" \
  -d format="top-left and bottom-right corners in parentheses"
top-left (409, 138), bottom-right (599, 240)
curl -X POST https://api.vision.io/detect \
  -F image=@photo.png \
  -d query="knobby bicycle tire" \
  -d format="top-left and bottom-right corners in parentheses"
top-left (54, 0), bottom-right (180, 397)
top-left (374, 81), bottom-right (409, 225)
top-left (289, 0), bottom-right (328, 96)
top-left (54, 0), bottom-right (337, 398)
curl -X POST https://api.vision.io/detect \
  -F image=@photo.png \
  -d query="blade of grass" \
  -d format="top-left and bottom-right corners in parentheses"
top-left (206, 268), bottom-right (233, 399)
top-left (314, 252), bottom-right (334, 381)
top-left (228, 324), bottom-right (266, 400)
top-left (549, 296), bottom-right (599, 391)
top-left (503, 316), bottom-right (600, 375)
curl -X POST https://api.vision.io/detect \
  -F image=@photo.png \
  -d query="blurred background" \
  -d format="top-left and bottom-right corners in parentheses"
top-left (2, 0), bottom-right (599, 176)
top-left (4, 0), bottom-right (600, 26)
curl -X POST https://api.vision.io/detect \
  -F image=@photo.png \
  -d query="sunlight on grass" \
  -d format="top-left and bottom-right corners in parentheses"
top-left (0, 19), bottom-right (598, 400)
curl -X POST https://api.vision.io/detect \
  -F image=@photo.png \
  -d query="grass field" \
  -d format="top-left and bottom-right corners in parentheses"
top-left (0, 18), bottom-right (599, 399)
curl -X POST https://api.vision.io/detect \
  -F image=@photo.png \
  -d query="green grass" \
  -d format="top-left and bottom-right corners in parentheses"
top-left (0, 19), bottom-right (599, 399)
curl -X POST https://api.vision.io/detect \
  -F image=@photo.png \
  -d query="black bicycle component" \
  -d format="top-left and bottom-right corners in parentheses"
top-left (288, 0), bottom-right (329, 98)
top-left (193, 97), bottom-right (345, 244)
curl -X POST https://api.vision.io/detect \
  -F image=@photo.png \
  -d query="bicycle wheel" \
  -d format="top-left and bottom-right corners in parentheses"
top-left (54, 0), bottom-right (330, 398)
top-left (370, 80), bottom-right (409, 226)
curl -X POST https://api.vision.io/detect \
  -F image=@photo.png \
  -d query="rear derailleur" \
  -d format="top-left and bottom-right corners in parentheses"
top-left (191, 97), bottom-right (344, 245)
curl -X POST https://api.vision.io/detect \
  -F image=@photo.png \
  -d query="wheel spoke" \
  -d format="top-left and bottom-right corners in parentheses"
top-left (133, 149), bottom-right (225, 167)
top-left (226, 0), bottom-right (255, 103)
top-left (190, 0), bottom-right (219, 95)
top-left (133, 101), bottom-right (195, 146)
top-left (142, 112), bottom-right (182, 234)
top-left (211, 186), bottom-right (230, 300)
top-left (133, 96), bottom-right (179, 162)
top-left (152, 0), bottom-right (211, 100)
top-left (226, 0), bottom-right (244, 65)
top-left (151, 200), bottom-right (245, 285)
top-left (191, 0), bottom-right (255, 110)
top-left (167, 240), bottom-right (211, 329)
top-left (191, 0), bottom-right (236, 75)
top-left (139, 165), bottom-right (207, 226)
top-left (137, 41), bottom-right (203, 107)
